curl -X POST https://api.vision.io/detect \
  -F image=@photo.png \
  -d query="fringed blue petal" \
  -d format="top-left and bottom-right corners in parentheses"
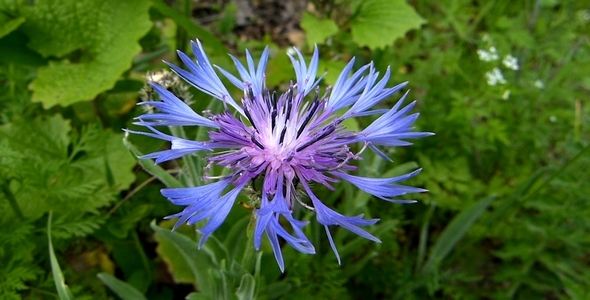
top-left (301, 181), bottom-right (380, 263)
top-left (123, 125), bottom-right (210, 164)
top-left (331, 169), bottom-right (426, 202)
top-left (217, 47), bottom-right (269, 95)
top-left (254, 186), bottom-right (315, 272)
top-left (166, 40), bottom-right (242, 114)
top-left (136, 83), bottom-right (218, 128)
top-left (288, 45), bottom-right (322, 96)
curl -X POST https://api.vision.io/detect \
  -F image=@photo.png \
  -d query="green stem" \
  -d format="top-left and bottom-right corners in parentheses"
top-left (2, 183), bottom-right (24, 220)
top-left (415, 203), bottom-right (435, 273)
top-left (240, 214), bottom-right (258, 272)
top-left (131, 230), bottom-right (151, 275)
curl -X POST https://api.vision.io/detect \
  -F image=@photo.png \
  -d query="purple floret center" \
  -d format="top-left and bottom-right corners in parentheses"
top-left (207, 85), bottom-right (356, 202)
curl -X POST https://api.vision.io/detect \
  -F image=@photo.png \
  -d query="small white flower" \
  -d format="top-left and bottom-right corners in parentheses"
top-left (485, 68), bottom-right (507, 86)
top-left (549, 115), bottom-right (557, 122)
top-left (502, 89), bottom-right (511, 100)
top-left (477, 46), bottom-right (499, 62)
top-left (534, 80), bottom-right (545, 89)
top-left (502, 55), bottom-right (519, 70)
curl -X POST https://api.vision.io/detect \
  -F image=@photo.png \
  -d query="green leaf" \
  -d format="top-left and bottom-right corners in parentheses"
top-left (301, 12), bottom-right (338, 47)
top-left (97, 272), bottom-right (147, 300)
top-left (185, 292), bottom-right (212, 300)
top-left (0, 16), bottom-right (25, 39)
top-left (0, 115), bottom-right (135, 220)
top-left (47, 212), bottom-right (74, 300)
top-left (235, 274), bottom-right (256, 300)
top-left (153, 222), bottom-right (196, 284)
top-left (21, 0), bottom-right (152, 107)
top-left (421, 195), bottom-right (496, 274)
top-left (349, 0), bottom-right (425, 49)
top-left (151, 221), bottom-right (216, 297)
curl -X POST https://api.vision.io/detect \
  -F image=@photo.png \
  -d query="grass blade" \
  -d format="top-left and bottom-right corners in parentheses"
top-left (421, 195), bottom-right (496, 274)
top-left (97, 272), bottom-right (147, 300)
top-left (47, 211), bottom-right (74, 300)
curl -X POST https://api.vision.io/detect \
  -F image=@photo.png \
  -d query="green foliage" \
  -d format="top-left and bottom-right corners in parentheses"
top-left (47, 212), bottom-right (74, 300)
top-left (349, 0), bottom-right (426, 49)
top-left (13, 0), bottom-right (152, 107)
top-left (300, 12), bottom-right (338, 48)
top-left (97, 272), bottom-right (147, 300)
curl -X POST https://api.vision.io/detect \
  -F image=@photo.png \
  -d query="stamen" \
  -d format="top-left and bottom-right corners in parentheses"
top-left (243, 105), bottom-right (258, 132)
top-left (271, 110), bottom-right (277, 129)
top-left (285, 88), bottom-right (293, 121)
top-left (251, 136), bottom-right (265, 149)
top-left (296, 124), bottom-right (336, 152)
top-left (279, 126), bottom-right (287, 144)
top-left (271, 91), bottom-right (277, 110)
top-left (296, 93), bottom-right (320, 138)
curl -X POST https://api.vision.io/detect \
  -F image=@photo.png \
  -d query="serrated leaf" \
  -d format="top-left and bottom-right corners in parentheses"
top-left (97, 273), bottom-right (147, 300)
top-left (349, 0), bottom-right (425, 49)
top-left (301, 12), bottom-right (338, 47)
top-left (21, 0), bottom-right (151, 107)
top-left (0, 115), bottom-right (135, 220)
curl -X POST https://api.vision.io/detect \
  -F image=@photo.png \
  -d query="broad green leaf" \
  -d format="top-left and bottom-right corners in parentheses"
top-left (22, 0), bottom-right (151, 107)
top-left (154, 221), bottom-right (196, 284)
top-left (301, 12), bottom-right (338, 47)
top-left (349, 0), bottom-right (425, 49)
top-left (97, 272), bottom-right (147, 300)
top-left (151, 221), bottom-right (216, 297)
top-left (47, 212), bottom-right (74, 300)
top-left (422, 195), bottom-right (496, 274)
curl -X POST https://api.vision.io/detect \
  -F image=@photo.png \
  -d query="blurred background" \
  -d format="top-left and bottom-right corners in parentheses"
top-left (0, 0), bottom-right (588, 299)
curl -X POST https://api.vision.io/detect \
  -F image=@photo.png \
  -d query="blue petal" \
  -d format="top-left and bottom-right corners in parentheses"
top-left (166, 40), bottom-right (242, 114)
top-left (326, 58), bottom-right (371, 111)
top-left (288, 45), bottom-right (322, 96)
top-left (198, 182), bottom-right (246, 247)
top-left (301, 182), bottom-right (380, 262)
top-left (331, 169), bottom-right (426, 202)
top-left (136, 83), bottom-right (218, 128)
top-left (123, 125), bottom-right (210, 164)
top-left (254, 188), bottom-right (315, 272)
top-left (341, 66), bottom-right (407, 118)
top-left (162, 179), bottom-right (231, 205)
top-left (354, 93), bottom-right (434, 153)
top-left (217, 47), bottom-right (269, 96)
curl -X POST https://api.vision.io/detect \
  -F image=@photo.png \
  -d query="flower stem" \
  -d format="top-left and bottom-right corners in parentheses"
top-left (240, 213), bottom-right (258, 272)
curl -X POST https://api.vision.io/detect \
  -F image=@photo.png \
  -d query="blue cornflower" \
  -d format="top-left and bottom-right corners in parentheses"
top-left (129, 40), bottom-right (432, 272)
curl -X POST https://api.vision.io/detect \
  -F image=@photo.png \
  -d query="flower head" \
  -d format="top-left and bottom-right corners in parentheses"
top-left (130, 40), bottom-right (432, 271)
